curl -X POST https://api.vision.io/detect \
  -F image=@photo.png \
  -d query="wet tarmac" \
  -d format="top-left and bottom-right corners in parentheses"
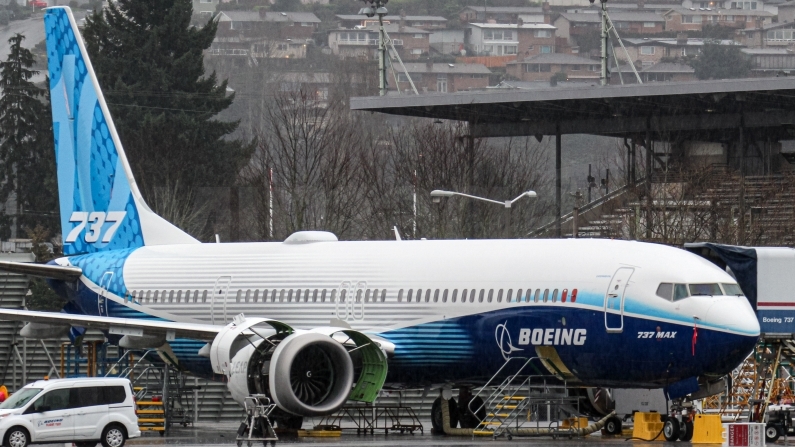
top-left (106, 424), bottom-right (715, 446)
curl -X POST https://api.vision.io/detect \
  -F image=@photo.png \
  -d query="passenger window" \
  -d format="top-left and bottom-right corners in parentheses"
top-left (470, 290), bottom-right (476, 303)
top-left (288, 290), bottom-right (294, 302)
top-left (452, 289), bottom-right (458, 303)
top-left (442, 290), bottom-right (448, 303)
top-left (398, 289), bottom-right (403, 302)
top-left (407, 289), bottom-right (413, 302)
top-left (381, 289), bottom-right (386, 302)
top-left (339, 289), bottom-right (346, 303)
top-left (365, 289), bottom-right (371, 303)
top-left (656, 283), bottom-right (673, 301)
top-left (434, 290), bottom-right (440, 303)
top-left (461, 289), bottom-right (467, 303)
top-left (479, 289), bottom-right (485, 303)
top-left (543, 289), bottom-right (549, 302)
top-left (571, 289), bottom-right (578, 302)
top-left (236, 290), bottom-right (242, 303)
top-left (313, 290), bottom-right (319, 302)
top-left (103, 386), bottom-right (126, 404)
top-left (674, 284), bottom-right (689, 301)
top-left (496, 290), bottom-right (502, 303)
top-left (416, 289), bottom-right (422, 303)
top-left (506, 289), bottom-right (512, 303)
top-left (153, 291), bottom-right (159, 303)
top-left (552, 289), bottom-right (558, 302)
top-left (534, 289), bottom-right (540, 303)
top-left (321, 290), bottom-right (327, 303)
top-left (202, 290), bottom-right (208, 303)
top-left (356, 289), bottom-right (363, 303)
top-left (425, 290), bottom-right (431, 302)
top-left (331, 290), bottom-right (337, 303)
top-left (253, 290), bottom-right (259, 303)
top-left (561, 289), bottom-right (568, 302)
top-left (71, 387), bottom-right (99, 408)
top-left (30, 388), bottom-right (70, 413)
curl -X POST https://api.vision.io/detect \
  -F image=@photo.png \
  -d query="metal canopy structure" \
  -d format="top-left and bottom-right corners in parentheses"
top-left (350, 78), bottom-right (795, 141)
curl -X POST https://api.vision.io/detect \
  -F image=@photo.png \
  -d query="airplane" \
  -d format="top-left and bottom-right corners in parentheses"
top-left (0, 5), bottom-right (759, 435)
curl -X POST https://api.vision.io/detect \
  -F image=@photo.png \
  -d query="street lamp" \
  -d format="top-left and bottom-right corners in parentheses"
top-left (430, 190), bottom-right (537, 237)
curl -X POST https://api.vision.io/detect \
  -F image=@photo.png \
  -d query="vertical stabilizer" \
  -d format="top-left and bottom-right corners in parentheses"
top-left (44, 7), bottom-right (199, 255)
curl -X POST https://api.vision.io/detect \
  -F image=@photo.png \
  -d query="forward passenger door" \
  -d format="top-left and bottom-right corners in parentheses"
top-left (26, 388), bottom-right (74, 441)
top-left (604, 267), bottom-right (634, 333)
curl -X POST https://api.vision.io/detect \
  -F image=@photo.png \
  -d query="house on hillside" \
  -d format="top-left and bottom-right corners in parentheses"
top-left (393, 62), bottom-right (492, 93)
top-left (506, 53), bottom-right (600, 81)
top-left (553, 12), bottom-right (665, 41)
top-left (738, 22), bottom-right (795, 47)
top-left (663, 8), bottom-right (773, 31)
top-left (335, 14), bottom-right (447, 30)
top-left (610, 61), bottom-right (696, 82)
top-left (328, 24), bottom-right (430, 59)
top-left (466, 23), bottom-right (558, 57)
top-left (459, 5), bottom-right (546, 23)
top-left (682, 0), bottom-right (781, 14)
top-left (742, 48), bottom-right (795, 74)
top-left (616, 36), bottom-right (725, 66)
top-left (209, 11), bottom-right (321, 61)
top-left (192, 0), bottom-right (218, 19)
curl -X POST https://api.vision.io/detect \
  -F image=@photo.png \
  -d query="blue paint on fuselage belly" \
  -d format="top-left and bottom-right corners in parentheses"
top-left (379, 306), bottom-right (758, 387)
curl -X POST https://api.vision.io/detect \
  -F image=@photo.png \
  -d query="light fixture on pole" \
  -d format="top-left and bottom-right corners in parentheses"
top-left (430, 189), bottom-right (538, 238)
top-left (360, 0), bottom-right (389, 96)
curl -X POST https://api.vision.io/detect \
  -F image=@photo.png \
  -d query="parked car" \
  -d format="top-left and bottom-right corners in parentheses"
top-left (28, 1), bottom-right (47, 8)
top-left (0, 377), bottom-right (140, 447)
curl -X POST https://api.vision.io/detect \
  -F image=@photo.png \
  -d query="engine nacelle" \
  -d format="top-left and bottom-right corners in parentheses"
top-left (213, 315), bottom-right (387, 417)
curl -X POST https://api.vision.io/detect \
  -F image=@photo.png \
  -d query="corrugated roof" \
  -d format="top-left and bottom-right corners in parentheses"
top-left (666, 7), bottom-right (774, 15)
top-left (641, 62), bottom-right (695, 73)
top-left (558, 11), bottom-right (665, 22)
top-left (742, 48), bottom-right (795, 54)
top-left (336, 14), bottom-right (447, 21)
top-left (263, 12), bottom-right (321, 22)
top-left (468, 23), bottom-right (557, 29)
top-left (332, 24), bottom-right (429, 33)
top-left (509, 53), bottom-right (599, 65)
top-left (402, 62), bottom-right (492, 74)
top-left (462, 6), bottom-right (543, 13)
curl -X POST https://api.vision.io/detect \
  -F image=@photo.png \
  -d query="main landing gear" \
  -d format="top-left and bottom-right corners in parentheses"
top-left (662, 401), bottom-right (695, 442)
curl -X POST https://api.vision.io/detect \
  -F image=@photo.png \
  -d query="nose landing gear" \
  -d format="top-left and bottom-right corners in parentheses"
top-left (662, 401), bottom-right (695, 442)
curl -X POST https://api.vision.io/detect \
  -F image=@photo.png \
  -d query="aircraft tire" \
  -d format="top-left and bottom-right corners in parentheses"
top-left (679, 420), bottom-right (694, 442)
top-left (766, 423), bottom-right (782, 444)
top-left (663, 418), bottom-right (680, 442)
top-left (431, 397), bottom-right (459, 434)
top-left (604, 416), bottom-right (622, 435)
top-left (460, 396), bottom-right (486, 429)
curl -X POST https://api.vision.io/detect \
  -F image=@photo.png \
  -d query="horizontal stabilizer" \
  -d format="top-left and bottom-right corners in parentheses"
top-left (0, 261), bottom-right (82, 281)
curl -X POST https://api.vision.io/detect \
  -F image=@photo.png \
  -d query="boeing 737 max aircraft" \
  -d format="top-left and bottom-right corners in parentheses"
top-left (0, 6), bottom-right (760, 430)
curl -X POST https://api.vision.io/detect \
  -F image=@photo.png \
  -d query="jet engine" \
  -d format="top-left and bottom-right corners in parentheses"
top-left (209, 316), bottom-right (388, 417)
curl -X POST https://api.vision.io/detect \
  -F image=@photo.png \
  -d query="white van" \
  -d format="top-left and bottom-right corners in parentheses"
top-left (0, 377), bottom-right (140, 447)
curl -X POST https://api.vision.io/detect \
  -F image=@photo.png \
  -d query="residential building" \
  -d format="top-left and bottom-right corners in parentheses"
top-left (553, 12), bottom-right (665, 41)
top-left (274, 72), bottom-right (332, 104)
top-left (611, 61), bottom-right (696, 82)
top-left (466, 23), bottom-right (557, 57)
top-left (328, 24), bottom-right (430, 59)
top-left (663, 8), bottom-right (773, 31)
top-left (742, 48), bottom-right (795, 74)
top-left (617, 36), bottom-right (725, 65)
top-left (192, 0), bottom-right (218, 18)
top-left (778, 0), bottom-right (795, 22)
top-left (393, 62), bottom-right (491, 93)
top-left (430, 30), bottom-right (466, 55)
top-left (736, 22), bottom-right (795, 47)
top-left (683, 0), bottom-right (780, 14)
top-left (506, 53), bottom-right (600, 81)
top-left (210, 11), bottom-right (321, 60)
top-left (335, 14), bottom-right (447, 30)
top-left (459, 6), bottom-right (546, 23)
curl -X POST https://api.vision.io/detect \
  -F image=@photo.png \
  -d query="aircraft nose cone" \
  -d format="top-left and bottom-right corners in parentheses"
top-left (705, 297), bottom-right (760, 337)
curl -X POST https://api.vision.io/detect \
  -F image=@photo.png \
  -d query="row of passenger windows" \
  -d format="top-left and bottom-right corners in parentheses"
top-left (655, 282), bottom-right (743, 302)
top-left (396, 288), bottom-right (578, 304)
top-left (124, 287), bottom-right (579, 305)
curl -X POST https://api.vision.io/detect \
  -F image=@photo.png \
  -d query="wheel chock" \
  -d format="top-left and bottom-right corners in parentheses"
top-left (631, 412), bottom-right (664, 441)
top-left (691, 414), bottom-right (725, 444)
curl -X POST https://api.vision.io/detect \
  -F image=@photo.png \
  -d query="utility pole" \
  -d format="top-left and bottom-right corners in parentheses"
top-left (600, 0), bottom-right (610, 86)
top-left (360, 0), bottom-right (390, 96)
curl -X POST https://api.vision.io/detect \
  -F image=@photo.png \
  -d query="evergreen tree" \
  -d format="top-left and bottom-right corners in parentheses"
top-left (690, 44), bottom-right (752, 80)
top-left (83, 0), bottom-right (252, 224)
top-left (0, 34), bottom-right (55, 239)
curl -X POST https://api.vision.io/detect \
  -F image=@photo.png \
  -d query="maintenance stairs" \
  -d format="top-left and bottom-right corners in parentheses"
top-left (469, 357), bottom-right (583, 439)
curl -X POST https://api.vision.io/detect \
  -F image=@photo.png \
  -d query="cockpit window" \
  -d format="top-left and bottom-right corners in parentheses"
top-left (689, 283), bottom-right (722, 296)
top-left (721, 283), bottom-right (744, 296)
top-left (656, 283), bottom-right (673, 301)
top-left (674, 284), bottom-right (689, 301)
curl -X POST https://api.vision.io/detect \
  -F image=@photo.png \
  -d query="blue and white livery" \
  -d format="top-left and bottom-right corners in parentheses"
top-left (0, 7), bottom-right (760, 422)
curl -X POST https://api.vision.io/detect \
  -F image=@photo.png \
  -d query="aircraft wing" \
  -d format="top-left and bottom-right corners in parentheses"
top-left (0, 261), bottom-right (82, 281)
top-left (0, 308), bottom-right (221, 341)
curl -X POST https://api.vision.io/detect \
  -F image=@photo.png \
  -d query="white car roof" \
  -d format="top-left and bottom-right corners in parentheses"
top-left (24, 377), bottom-right (131, 389)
